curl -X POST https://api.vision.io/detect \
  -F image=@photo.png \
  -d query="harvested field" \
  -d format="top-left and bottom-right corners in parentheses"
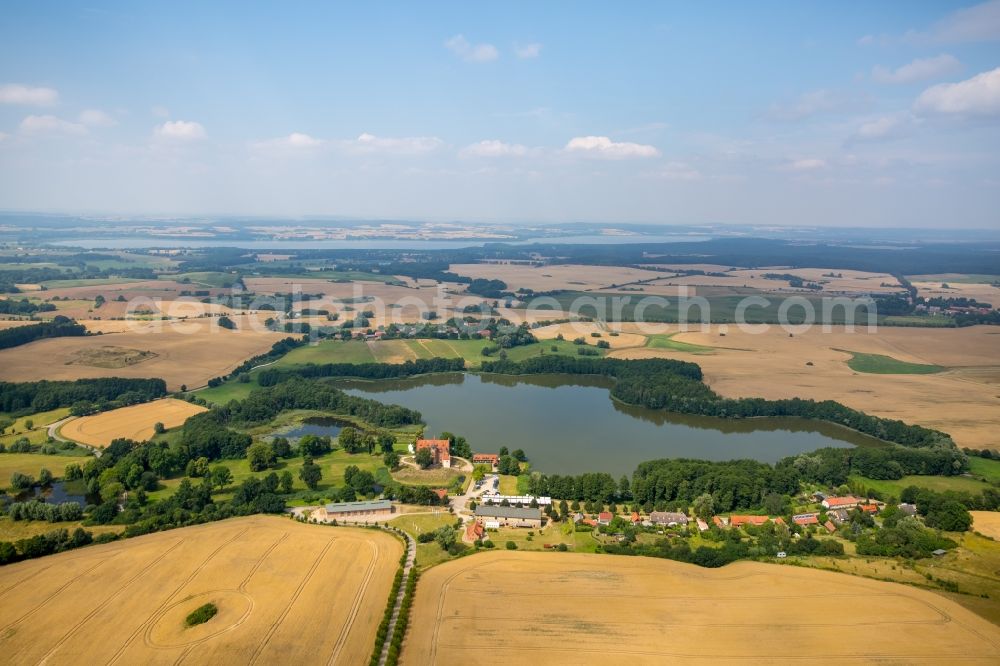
top-left (609, 324), bottom-right (1000, 450)
top-left (0, 319), bottom-right (286, 391)
top-left (60, 398), bottom-right (207, 447)
top-left (68, 345), bottom-right (158, 368)
top-left (0, 516), bottom-right (401, 665)
top-left (531, 322), bottom-right (646, 348)
top-left (402, 552), bottom-right (1000, 665)
top-left (973, 511), bottom-right (1000, 540)
top-left (912, 280), bottom-right (1000, 307)
top-left (448, 263), bottom-right (666, 292)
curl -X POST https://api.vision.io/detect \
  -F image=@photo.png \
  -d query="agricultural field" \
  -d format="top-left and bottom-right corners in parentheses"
top-left (448, 263), bottom-right (667, 292)
top-left (972, 511), bottom-right (1000, 540)
top-left (0, 318), bottom-right (286, 391)
top-left (0, 516), bottom-right (401, 665)
top-left (0, 407), bottom-right (71, 447)
top-left (842, 350), bottom-right (944, 374)
top-left (850, 473), bottom-right (993, 498)
top-left (402, 551), bottom-right (1000, 664)
top-left (59, 399), bottom-right (207, 447)
top-left (910, 277), bottom-right (1000, 308)
top-left (609, 324), bottom-right (1000, 451)
top-left (0, 452), bottom-right (87, 490)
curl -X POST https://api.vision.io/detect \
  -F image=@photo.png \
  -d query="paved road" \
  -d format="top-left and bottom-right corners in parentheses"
top-left (451, 473), bottom-right (496, 525)
top-left (47, 417), bottom-right (102, 457)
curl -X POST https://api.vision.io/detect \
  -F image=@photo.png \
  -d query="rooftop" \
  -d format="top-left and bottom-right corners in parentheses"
top-left (324, 499), bottom-right (392, 513)
top-left (475, 505), bottom-right (542, 520)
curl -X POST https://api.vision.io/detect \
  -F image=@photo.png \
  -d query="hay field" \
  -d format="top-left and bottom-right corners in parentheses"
top-left (402, 552), bottom-right (1000, 665)
top-left (973, 511), bottom-right (1000, 540)
top-left (609, 324), bottom-right (1000, 450)
top-left (531, 322), bottom-right (646, 348)
top-left (0, 516), bottom-right (401, 666)
top-left (60, 398), bottom-right (207, 447)
top-left (912, 280), bottom-right (999, 307)
top-left (448, 263), bottom-right (666, 292)
top-left (0, 319), bottom-right (286, 391)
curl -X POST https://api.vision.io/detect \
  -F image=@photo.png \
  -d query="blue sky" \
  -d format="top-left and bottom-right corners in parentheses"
top-left (1, 1), bottom-right (998, 227)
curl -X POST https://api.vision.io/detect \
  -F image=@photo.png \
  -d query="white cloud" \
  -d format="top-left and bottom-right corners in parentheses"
top-left (252, 132), bottom-right (326, 153)
top-left (786, 158), bottom-right (827, 171)
top-left (514, 42), bottom-right (542, 59)
top-left (848, 114), bottom-right (915, 143)
top-left (154, 120), bottom-right (206, 140)
top-left (461, 140), bottom-right (529, 157)
top-left (350, 132), bottom-right (442, 154)
top-left (914, 66), bottom-right (1000, 116)
top-left (564, 136), bottom-right (660, 159)
top-left (444, 34), bottom-right (499, 62)
top-left (872, 54), bottom-right (961, 84)
top-left (19, 114), bottom-right (86, 135)
top-left (0, 84), bottom-right (58, 106)
top-left (78, 109), bottom-right (118, 127)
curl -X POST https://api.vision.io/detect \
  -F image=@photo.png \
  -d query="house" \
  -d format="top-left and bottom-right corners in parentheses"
top-left (829, 508), bottom-right (851, 524)
top-left (811, 491), bottom-right (828, 502)
top-left (597, 511), bottom-right (613, 525)
top-left (415, 439), bottom-right (451, 468)
top-left (898, 503), bottom-right (918, 516)
top-left (932, 548), bottom-right (948, 557)
top-left (465, 521), bottom-right (485, 542)
top-left (821, 496), bottom-right (861, 510)
top-left (472, 453), bottom-right (499, 469)
top-left (474, 505), bottom-right (543, 529)
top-left (712, 516), bottom-right (728, 527)
top-left (823, 520), bottom-right (837, 534)
top-left (571, 512), bottom-right (585, 523)
top-left (858, 503), bottom-right (880, 514)
top-left (793, 513), bottom-right (819, 526)
top-left (431, 488), bottom-right (448, 501)
top-left (649, 511), bottom-right (689, 527)
top-left (312, 499), bottom-right (393, 523)
top-left (696, 518), bottom-right (709, 532)
top-left (630, 512), bottom-right (641, 524)
top-left (730, 515), bottom-right (771, 528)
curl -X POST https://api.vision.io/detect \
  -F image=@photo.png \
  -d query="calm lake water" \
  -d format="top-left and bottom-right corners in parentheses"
top-left (275, 416), bottom-right (344, 440)
top-left (1, 481), bottom-right (90, 507)
top-left (338, 373), bottom-right (880, 476)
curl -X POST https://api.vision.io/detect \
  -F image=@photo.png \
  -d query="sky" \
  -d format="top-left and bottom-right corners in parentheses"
top-left (0, 1), bottom-right (999, 228)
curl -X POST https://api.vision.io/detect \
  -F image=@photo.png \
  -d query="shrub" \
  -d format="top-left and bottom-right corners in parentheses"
top-left (185, 602), bottom-right (218, 627)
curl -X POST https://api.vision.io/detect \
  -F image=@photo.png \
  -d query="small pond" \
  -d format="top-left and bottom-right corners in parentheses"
top-left (273, 416), bottom-right (344, 441)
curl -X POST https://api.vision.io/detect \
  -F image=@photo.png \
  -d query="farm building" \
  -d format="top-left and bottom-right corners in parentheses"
top-left (823, 520), bottom-right (837, 533)
top-left (898, 503), bottom-right (917, 516)
top-left (829, 508), bottom-right (851, 524)
top-left (415, 439), bottom-right (451, 468)
top-left (480, 494), bottom-right (551, 506)
top-left (650, 511), bottom-right (689, 526)
top-left (696, 518), bottom-right (709, 532)
top-left (597, 511), bottom-right (613, 525)
top-left (474, 505), bottom-right (543, 529)
top-left (793, 513), bottom-right (819, 526)
top-left (312, 499), bottom-right (393, 523)
top-left (465, 521), bottom-right (485, 542)
top-left (729, 515), bottom-right (772, 528)
top-left (472, 453), bottom-right (499, 468)
top-left (822, 496), bottom-right (861, 509)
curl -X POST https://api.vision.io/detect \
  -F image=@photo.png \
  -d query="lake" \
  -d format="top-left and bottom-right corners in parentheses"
top-left (273, 416), bottom-right (344, 440)
top-left (337, 373), bottom-right (880, 477)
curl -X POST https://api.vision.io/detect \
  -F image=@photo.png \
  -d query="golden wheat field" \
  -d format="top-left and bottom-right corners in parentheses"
top-left (972, 512), bottom-right (1000, 540)
top-left (402, 551), bottom-right (1000, 665)
top-left (0, 516), bottom-right (401, 666)
top-left (448, 263), bottom-right (666, 292)
top-left (60, 398), bottom-right (208, 447)
top-left (0, 319), bottom-right (285, 390)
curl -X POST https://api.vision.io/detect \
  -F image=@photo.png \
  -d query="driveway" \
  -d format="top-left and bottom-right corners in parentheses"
top-left (451, 473), bottom-right (496, 523)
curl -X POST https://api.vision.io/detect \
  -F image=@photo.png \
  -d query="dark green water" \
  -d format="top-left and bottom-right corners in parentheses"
top-left (338, 373), bottom-right (881, 476)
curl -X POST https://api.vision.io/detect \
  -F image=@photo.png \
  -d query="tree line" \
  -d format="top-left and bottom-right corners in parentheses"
top-left (0, 316), bottom-right (87, 350)
top-left (257, 357), bottom-right (465, 386)
top-left (0, 377), bottom-right (166, 414)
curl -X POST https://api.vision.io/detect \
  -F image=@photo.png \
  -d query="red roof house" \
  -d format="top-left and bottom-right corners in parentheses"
top-left (793, 513), bottom-right (819, 526)
top-left (415, 439), bottom-right (451, 468)
top-left (597, 512), bottom-right (613, 525)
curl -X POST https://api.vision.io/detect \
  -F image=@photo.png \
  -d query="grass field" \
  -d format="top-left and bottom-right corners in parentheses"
top-left (843, 350), bottom-right (944, 374)
top-left (0, 407), bottom-right (71, 447)
top-left (274, 339), bottom-right (377, 366)
top-left (402, 551), bottom-right (1000, 664)
top-left (59, 398), bottom-right (207, 447)
top-left (646, 332), bottom-right (714, 354)
top-left (0, 452), bottom-right (89, 490)
top-left (0, 516), bottom-right (123, 542)
top-left (0, 516), bottom-right (401, 665)
top-left (389, 512), bottom-right (456, 568)
top-left (850, 473), bottom-right (991, 498)
top-left (969, 456), bottom-right (1000, 484)
top-left (168, 271), bottom-right (239, 288)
